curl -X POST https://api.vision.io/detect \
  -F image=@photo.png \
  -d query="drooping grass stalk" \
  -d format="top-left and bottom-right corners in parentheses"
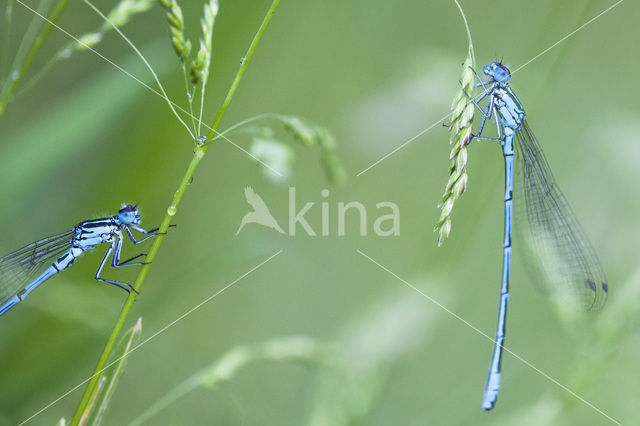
top-left (83, 0), bottom-right (195, 140)
top-left (69, 1), bottom-right (281, 423)
top-left (207, 112), bottom-right (346, 184)
top-left (434, 0), bottom-right (475, 246)
top-left (130, 336), bottom-right (334, 425)
top-left (0, 0), bottom-right (70, 116)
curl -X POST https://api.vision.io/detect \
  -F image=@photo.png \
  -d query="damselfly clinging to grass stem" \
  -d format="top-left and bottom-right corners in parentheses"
top-left (0, 205), bottom-right (165, 317)
top-left (469, 62), bottom-right (608, 410)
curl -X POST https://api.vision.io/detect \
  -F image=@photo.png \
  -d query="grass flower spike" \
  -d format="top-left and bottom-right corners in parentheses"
top-left (435, 0), bottom-right (475, 246)
top-left (190, 0), bottom-right (217, 85)
top-left (159, 0), bottom-right (191, 62)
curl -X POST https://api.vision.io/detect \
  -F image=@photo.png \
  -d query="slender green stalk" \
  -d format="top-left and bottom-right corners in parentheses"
top-left (204, 1), bottom-right (280, 143)
top-left (69, 1), bottom-right (281, 423)
top-left (0, 0), bottom-right (69, 115)
top-left (183, 65), bottom-right (198, 134)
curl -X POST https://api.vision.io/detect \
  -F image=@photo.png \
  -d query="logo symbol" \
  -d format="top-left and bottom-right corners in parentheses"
top-left (236, 187), bottom-right (285, 235)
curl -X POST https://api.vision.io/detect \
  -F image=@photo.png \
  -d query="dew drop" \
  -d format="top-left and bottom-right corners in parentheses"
top-left (240, 56), bottom-right (247, 66)
top-left (11, 71), bottom-right (19, 80)
top-left (167, 205), bottom-right (177, 216)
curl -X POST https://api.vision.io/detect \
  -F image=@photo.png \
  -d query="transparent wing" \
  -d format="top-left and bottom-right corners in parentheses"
top-left (514, 121), bottom-right (607, 310)
top-left (0, 230), bottom-right (73, 306)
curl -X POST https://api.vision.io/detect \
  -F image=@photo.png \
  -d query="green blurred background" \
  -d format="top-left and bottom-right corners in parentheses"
top-left (0, 0), bottom-right (638, 424)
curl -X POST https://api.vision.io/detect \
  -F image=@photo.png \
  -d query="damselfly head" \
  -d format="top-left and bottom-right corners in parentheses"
top-left (118, 204), bottom-right (141, 225)
top-left (483, 62), bottom-right (511, 83)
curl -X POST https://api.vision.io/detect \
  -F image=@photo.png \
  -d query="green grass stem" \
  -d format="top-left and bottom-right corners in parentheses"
top-left (69, 1), bottom-right (281, 423)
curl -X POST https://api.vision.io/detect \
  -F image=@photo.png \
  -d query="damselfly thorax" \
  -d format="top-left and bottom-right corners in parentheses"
top-left (491, 85), bottom-right (525, 131)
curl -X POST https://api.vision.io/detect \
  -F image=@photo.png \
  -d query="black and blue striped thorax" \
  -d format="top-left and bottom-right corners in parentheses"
top-left (72, 216), bottom-right (123, 249)
top-left (491, 84), bottom-right (525, 132)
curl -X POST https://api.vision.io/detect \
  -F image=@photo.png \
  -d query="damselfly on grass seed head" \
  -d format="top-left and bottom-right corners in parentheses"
top-left (118, 205), bottom-right (141, 225)
top-left (483, 62), bottom-right (511, 83)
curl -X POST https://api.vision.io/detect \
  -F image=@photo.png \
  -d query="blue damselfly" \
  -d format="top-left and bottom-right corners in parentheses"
top-left (469, 62), bottom-right (608, 410)
top-left (0, 205), bottom-right (164, 316)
